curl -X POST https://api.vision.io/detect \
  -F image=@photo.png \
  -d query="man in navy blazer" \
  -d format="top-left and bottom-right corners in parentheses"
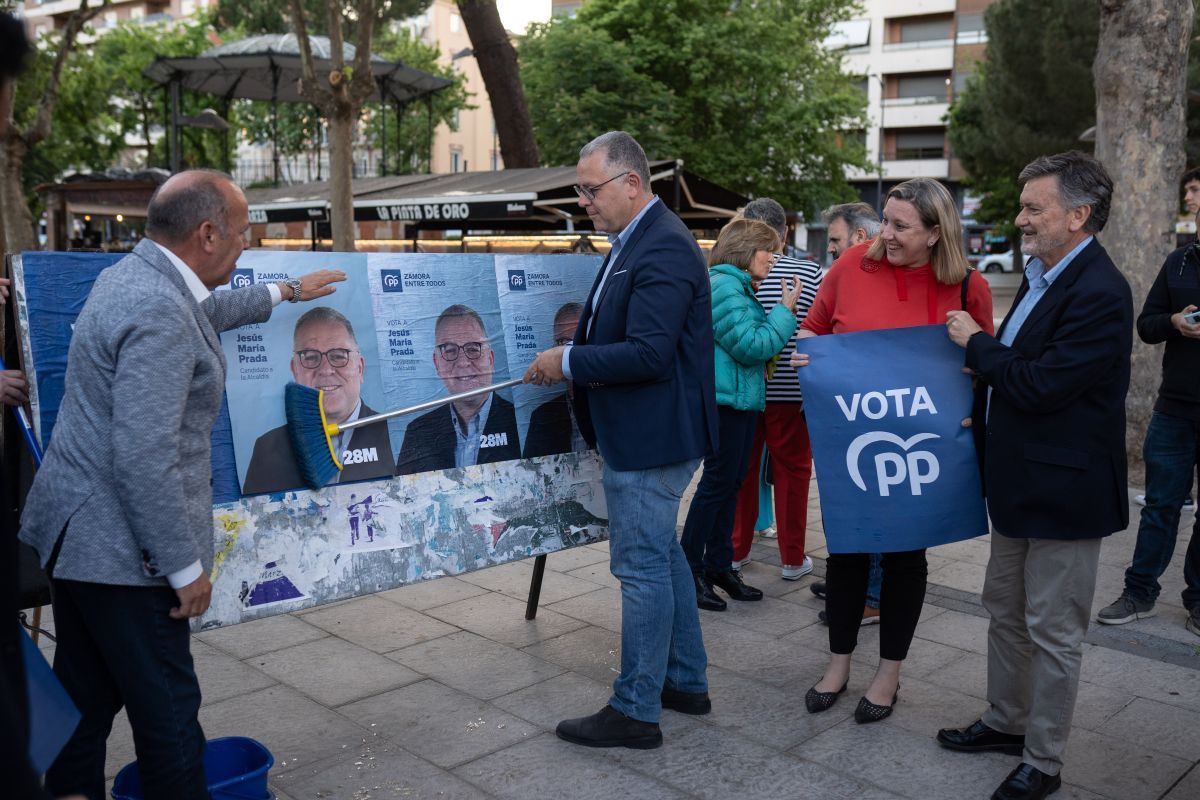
top-left (525, 131), bottom-right (718, 749)
top-left (939, 152), bottom-right (1133, 800)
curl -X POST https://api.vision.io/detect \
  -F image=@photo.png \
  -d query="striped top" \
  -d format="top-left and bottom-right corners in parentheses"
top-left (757, 254), bottom-right (823, 403)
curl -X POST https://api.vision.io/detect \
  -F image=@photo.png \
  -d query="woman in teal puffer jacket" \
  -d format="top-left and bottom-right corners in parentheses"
top-left (681, 218), bottom-right (803, 610)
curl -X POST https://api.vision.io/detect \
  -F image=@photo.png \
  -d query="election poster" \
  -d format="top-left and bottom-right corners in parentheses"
top-left (494, 253), bottom-right (601, 459)
top-left (796, 325), bottom-right (989, 553)
top-left (218, 251), bottom-right (394, 496)
top-left (368, 254), bottom-right (520, 476)
top-left (11, 249), bottom-right (610, 632)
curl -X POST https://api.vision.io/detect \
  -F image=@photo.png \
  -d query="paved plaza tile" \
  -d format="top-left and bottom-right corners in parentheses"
top-left (56, 490), bottom-right (1199, 799)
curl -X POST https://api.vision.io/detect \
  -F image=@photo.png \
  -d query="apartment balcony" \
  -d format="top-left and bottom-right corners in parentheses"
top-left (879, 98), bottom-right (950, 128)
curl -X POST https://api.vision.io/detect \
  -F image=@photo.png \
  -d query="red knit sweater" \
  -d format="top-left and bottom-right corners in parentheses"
top-left (801, 241), bottom-right (995, 336)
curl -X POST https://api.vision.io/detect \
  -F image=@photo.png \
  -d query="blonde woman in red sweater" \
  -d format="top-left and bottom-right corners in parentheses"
top-left (793, 178), bottom-right (994, 723)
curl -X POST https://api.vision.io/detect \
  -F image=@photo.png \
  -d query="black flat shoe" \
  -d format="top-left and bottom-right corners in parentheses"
top-left (936, 719), bottom-right (1026, 756)
top-left (854, 686), bottom-right (898, 724)
top-left (705, 568), bottom-right (764, 601)
top-left (555, 705), bottom-right (663, 749)
top-left (805, 681), bottom-right (847, 713)
top-left (991, 763), bottom-right (1061, 800)
top-left (661, 685), bottom-right (712, 715)
top-left (694, 574), bottom-right (727, 611)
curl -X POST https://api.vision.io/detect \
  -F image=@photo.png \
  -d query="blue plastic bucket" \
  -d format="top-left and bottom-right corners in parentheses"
top-left (111, 736), bottom-right (274, 800)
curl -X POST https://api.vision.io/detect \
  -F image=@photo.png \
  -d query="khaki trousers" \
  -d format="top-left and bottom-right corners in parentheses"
top-left (980, 532), bottom-right (1102, 775)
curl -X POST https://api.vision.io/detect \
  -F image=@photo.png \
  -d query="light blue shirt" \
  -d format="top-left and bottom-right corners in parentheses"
top-left (563, 196), bottom-right (661, 380)
top-left (452, 392), bottom-right (493, 468)
top-left (999, 236), bottom-right (1093, 346)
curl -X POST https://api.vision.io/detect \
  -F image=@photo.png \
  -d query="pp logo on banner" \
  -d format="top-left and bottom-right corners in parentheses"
top-left (507, 270), bottom-right (527, 291)
top-left (380, 270), bottom-right (404, 293)
top-left (230, 269), bottom-right (254, 289)
top-left (839, 387), bottom-right (940, 497)
top-left (796, 325), bottom-right (989, 553)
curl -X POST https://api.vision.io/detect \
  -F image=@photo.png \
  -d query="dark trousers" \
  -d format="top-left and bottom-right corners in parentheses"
top-left (46, 579), bottom-right (209, 800)
top-left (826, 549), bottom-right (928, 661)
top-left (681, 406), bottom-right (759, 575)
top-left (1125, 412), bottom-right (1200, 610)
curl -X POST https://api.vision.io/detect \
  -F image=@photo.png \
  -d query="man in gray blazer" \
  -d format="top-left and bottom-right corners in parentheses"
top-left (19, 170), bottom-right (343, 799)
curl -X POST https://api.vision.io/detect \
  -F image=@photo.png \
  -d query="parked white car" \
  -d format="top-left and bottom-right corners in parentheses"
top-left (978, 250), bottom-right (1017, 273)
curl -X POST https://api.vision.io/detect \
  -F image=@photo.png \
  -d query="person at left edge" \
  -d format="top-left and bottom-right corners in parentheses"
top-left (18, 169), bottom-right (344, 800)
top-left (241, 306), bottom-right (395, 494)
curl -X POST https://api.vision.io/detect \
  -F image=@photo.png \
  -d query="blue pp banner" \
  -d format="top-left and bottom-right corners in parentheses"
top-left (21, 625), bottom-right (80, 774)
top-left (796, 325), bottom-right (989, 553)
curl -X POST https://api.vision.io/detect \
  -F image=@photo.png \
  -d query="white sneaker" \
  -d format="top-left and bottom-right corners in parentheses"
top-left (1134, 494), bottom-right (1195, 511)
top-left (756, 525), bottom-right (778, 539)
top-left (732, 556), bottom-right (751, 571)
top-left (781, 557), bottom-right (813, 581)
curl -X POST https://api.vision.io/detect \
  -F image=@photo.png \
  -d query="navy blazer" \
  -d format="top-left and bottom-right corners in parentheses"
top-left (568, 199), bottom-right (718, 471)
top-left (966, 238), bottom-right (1132, 540)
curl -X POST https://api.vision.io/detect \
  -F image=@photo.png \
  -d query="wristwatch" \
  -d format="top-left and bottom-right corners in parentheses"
top-left (284, 278), bottom-right (302, 303)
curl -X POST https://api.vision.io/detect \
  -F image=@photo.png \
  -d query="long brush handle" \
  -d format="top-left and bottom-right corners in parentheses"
top-left (335, 377), bottom-right (525, 433)
top-left (0, 355), bottom-right (42, 466)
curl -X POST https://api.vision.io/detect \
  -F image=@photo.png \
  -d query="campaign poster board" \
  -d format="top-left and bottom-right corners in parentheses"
top-left (494, 254), bottom-right (599, 458)
top-left (10, 249), bottom-right (608, 631)
top-left (797, 325), bottom-right (989, 553)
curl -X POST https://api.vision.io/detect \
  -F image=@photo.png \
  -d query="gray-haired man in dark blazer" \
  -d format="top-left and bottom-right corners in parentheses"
top-left (19, 170), bottom-right (344, 799)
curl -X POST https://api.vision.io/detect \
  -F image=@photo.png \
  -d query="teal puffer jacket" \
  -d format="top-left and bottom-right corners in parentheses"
top-left (709, 263), bottom-right (797, 411)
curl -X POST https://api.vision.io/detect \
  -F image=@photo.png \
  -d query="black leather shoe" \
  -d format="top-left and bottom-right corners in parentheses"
top-left (810, 580), bottom-right (827, 599)
top-left (661, 685), bottom-right (711, 715)
top-left (555, 705), bottom-right (662, 749)
top-left (991, 763), bottom-right (1061, 800)
top-left (853, 686), bottom-right (898, 724)
top-left (804, 681), bottom-right (847, 713)
top-left (706, 569), bottom-right (764, 601)
top-left (694, 574), bottom-right (727, 611)
top-left (936, 719), bottom-right (1026, 756)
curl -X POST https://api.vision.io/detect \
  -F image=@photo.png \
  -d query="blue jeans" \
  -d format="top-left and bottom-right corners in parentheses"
top-left (1124, 412), bottom-right (1200, 609)
top-left (604, 458), bottom-right (707, 722)
top-left (867, 552), bottom-right (883, 609)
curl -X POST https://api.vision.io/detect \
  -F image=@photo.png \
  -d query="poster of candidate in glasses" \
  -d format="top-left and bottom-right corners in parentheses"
top-left (220, 251), bottom-right (395, 496)
top-left (493, 254), bottom-right (602, 460)
top-left (369, 254), bottom-right (521, 476)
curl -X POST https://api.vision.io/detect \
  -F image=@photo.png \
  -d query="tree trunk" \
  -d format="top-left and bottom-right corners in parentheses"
top-left (327, 110), bottom-right (356, 251)
top-left (0, 134), bottom-right (35, 253)
top-left (1093, 0), bottom-right (1193, 482)
top-left (456, 0), bottom-right (539, 168)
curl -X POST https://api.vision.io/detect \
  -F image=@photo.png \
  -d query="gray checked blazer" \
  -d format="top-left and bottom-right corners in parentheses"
top-left (19, 239), bottom-right (273, 586)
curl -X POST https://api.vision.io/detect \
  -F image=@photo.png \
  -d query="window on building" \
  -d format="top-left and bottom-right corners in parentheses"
top-left (852, 77), bottom-right (869, 98)
top-left (104, 10), bottom-right (118, 27)
top-left (957, 13), bottom-right (987, 43)
top-left (895, 15), bottom-right (952, 44)
top-left (894, 73), bottom-right (951, 102)
top-left (450, 12), bottom-right (461, 34)
top-left (450, 148), bottom-right (462, 173)
top-left (892, 129), bottom-right (946, 160)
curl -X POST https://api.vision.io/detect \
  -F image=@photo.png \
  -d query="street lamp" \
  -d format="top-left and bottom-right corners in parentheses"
top-left (874, 74), bottom-right (886, 214)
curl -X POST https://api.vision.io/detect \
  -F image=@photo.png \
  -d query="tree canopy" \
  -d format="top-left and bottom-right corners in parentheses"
top-left (948, 0), bottom-right (1200, 233)
top-left (215, 0), bottom-right (429, 38)
top-left (518, 0), bottom-right (869, 215)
